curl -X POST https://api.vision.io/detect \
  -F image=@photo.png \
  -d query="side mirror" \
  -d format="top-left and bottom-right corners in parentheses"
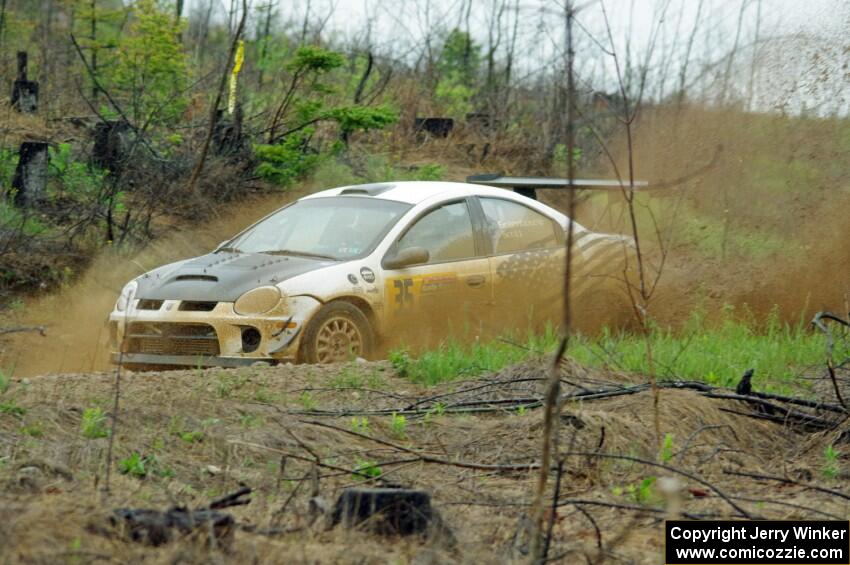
top-left (384, 246), bottom-right (429, 269)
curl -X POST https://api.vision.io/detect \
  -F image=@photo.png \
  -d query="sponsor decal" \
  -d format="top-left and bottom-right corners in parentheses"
top-left (386, 272), bottom-right (458, 313)
top-left (420, 273), bottom-right (458, 294)
top-left (360, 267), bottom-right (376, 283)
top-left (347, 274), bottom-right (358, 284)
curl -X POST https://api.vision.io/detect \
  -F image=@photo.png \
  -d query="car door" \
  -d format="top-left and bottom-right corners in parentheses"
top-left (475, 196), bottom-right (566, 333)
top-left (382, 199), bottom-right (492, 348)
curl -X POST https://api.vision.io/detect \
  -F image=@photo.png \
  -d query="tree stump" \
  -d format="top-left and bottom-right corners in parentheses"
top-left (92, 121), bottom-right (133, 171)
top-left (11, 142), bottom-right (48, 207)
top-left (212, 106), bottom-right (245, 156)
top-left (11, 52), bottom-right (38, 114)
top-left (331, 487), bottom-right (438, 536)
top-left (414, 117), bottom-right (454, 138)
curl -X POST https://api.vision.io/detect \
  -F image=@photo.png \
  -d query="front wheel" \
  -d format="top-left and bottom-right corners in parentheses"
top-left (299, 302), bottom-right (374, 364)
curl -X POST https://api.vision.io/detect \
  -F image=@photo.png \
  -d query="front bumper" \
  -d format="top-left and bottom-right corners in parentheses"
top-left (108, 295), bottom-right (322, 368)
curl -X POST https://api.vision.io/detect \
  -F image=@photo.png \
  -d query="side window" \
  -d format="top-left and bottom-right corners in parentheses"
top-left (480, 198), bottom-right (559, 254)
top-left (397, 202), bottom-right (476, 263)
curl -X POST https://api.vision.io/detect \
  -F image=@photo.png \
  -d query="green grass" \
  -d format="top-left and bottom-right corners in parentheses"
top-left (389, 326), bottom-right (560, 386)
top-left (390, 307), bottom-right (847, 394)
top-left (0, 402), bottom-right (26, 417)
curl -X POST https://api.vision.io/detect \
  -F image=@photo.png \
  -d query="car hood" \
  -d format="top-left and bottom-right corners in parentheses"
top-left (135, 251), bottom-right (336, 302)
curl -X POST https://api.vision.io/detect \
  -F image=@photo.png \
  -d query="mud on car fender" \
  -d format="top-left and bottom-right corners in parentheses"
top-left (298, 300), bottom-right (376, 363)
top-left (108, 293), bottom-right (325, 368)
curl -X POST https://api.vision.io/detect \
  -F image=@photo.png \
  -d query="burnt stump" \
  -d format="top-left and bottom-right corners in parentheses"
top-left (11, 51), bottom-right (38, 113)
top-left (413, 117), bottom-right (454, 138)
top-left (111, 507), bottom-right (235, 547)
top-left (11, 141), bottom-right (48, 207)
top-left (331, 487), bottom-right (437, 536)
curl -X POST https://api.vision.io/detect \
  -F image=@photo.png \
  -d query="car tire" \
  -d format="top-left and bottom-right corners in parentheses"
top-left (299, 301), bottom-right (374, 364)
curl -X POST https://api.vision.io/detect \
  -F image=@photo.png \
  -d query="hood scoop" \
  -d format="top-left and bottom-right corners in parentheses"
top-left (137, 251), bottom-right (331, 302)
top-left (175, 274), bottom-right (218, 282)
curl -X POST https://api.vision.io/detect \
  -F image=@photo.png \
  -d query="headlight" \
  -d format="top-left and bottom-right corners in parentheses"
top-left (234, 286), bottom-right (281, 316)
top-left (116, 281), bottom-right (138, 312)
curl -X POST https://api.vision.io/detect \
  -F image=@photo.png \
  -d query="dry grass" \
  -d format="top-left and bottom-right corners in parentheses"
top-left (1, 358), bottom-right (848, 563)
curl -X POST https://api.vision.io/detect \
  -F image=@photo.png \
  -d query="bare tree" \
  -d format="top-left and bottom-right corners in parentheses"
top-left (186, 0), bottom-right (248, 195)
top-left (721, 0), bottom-right (749, 105)
top-left (530, 1), bottom-right (579, 561)
top-left (746, 0), bottom-right (762, 110)
top-left (677, 0), bottom-right (705, 105)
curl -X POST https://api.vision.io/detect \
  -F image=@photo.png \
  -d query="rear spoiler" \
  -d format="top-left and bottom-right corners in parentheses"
top-left (466, 173), bottom-right (649, 200)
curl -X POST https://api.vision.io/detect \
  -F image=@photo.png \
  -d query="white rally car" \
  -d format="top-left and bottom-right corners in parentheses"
top-left (109, 179), bottom-right (634, 368)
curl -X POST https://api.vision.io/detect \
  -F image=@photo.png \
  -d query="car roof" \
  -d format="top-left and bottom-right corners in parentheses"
top-left (301, 180), bottom-right (515, 205)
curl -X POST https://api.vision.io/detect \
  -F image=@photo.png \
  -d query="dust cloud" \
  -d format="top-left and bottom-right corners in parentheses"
top-left (4, 108), bottom-right (850, 377)
top-left (563, 106), bottom-right (850, 327)
top-left (1, 193), bottom-right (296, 377)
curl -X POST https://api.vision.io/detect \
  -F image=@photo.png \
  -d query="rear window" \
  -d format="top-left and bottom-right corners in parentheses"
top-left (480, 198), bottom-right (560, 254)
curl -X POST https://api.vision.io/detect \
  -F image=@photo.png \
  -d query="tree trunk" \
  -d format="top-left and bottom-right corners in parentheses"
top-left (257, 1), bottom-right (273, 89)
top-left (92, 120), bottom-right (132, 170)
top-left (212, 106), bottom-right (245, 155)
top-left (12, 142), bottom-right (49, 207)
top-left (0, 0), bottom-right (7, 77)
top-left (186, 0), bottom-right (247, 194)
top-left (11, 52), bottom-right (38, 113)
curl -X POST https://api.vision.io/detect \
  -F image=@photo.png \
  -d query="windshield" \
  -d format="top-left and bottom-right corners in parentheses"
top-left (224, 196), bottom-right (411, 260)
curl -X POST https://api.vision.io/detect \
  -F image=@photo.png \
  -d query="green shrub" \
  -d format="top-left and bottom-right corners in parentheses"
top-left (80, 407), bottom-right (110, 439)
top-left (389, 413), bottom-right (407, 439)
top-left (350, 416), bottom-right (370, 434)
top-left (48, 143), bottom-right (108, 202)
top-left (119, 452), bottom-right (154, 478)
top-left (326, 105), bottom-right (399, 140)
top-left (21, 423), bottom-right (43, 437)
top-left (254, 130), bottom-right (321, 187)
top-left (298, 391), bottom-right (316, 411)
top-left (239, 412), bottom-right (262, 428)
top-left (352, 458), bottom-right (382, 480)
top-left (625, 476), bottom-right (657, 505)
top-left (0, 202), bottom-right (50, 237)
top-left (823, 445), bottom-right (840, 479)
top-left (661, 433), bottom-right (675, 463)
top-left (0, 147), bottom-right (18, 189)
top-left (0, 402), bottom-right (25, 417)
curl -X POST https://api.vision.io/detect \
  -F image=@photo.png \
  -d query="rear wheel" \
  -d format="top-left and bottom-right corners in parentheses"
top-left (300, 302), bottom-right (374, 364)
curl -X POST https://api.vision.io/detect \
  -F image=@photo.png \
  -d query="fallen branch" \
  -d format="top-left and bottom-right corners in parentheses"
top-left (717, 407), bottom-right (833, 431)
top-left (208, 486), bottom-right (251, 510)
top-left (556, 498), bottom-right (739, 520)
top-left (0, 325), bottom-right (46, 336)
top-left (229, 439), bottom-right (407, 483)
top-left (727, 494), bottom-right (845, 520)
top-left (300, 419), bottom-right (540, 472)
top-left (562, 451), bottom-right (753, 518)
top-left (812, 311), bottom-right (850, 410)
top-left (723, 468), bottom-right (850, 502)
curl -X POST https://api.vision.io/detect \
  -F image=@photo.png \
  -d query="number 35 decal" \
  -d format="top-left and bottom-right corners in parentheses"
top-left (393, 278), bottom-right (414, 307)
